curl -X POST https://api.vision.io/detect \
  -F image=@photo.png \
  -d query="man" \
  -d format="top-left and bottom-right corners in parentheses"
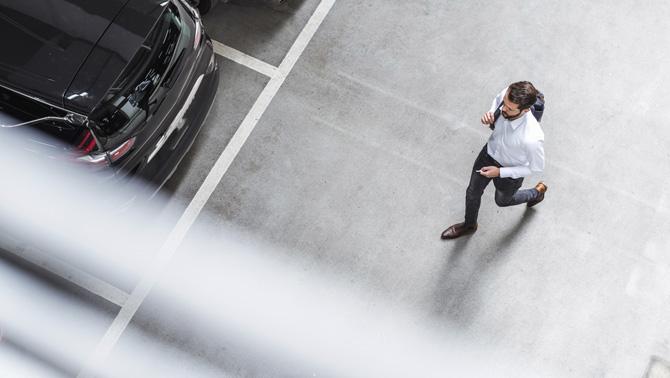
top-left (441, 81), bottom-right (547, 240)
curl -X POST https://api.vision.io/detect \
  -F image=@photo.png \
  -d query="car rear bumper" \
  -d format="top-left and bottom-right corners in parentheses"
top-left (123, 40), bottom-right (220, 199)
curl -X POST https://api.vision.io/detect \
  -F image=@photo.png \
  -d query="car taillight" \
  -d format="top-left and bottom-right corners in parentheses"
top-left (76, 137), bottom-right (135, 166)
top-left (109, 137), bottom-right (136, 162)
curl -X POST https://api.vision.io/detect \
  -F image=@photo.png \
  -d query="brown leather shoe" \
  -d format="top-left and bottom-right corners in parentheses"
top-left (527, 182), bottom-right (548, 207)
top-left (441, 222), bottom-right (478, 240)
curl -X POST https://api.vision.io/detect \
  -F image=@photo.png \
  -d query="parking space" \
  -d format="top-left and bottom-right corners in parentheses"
top-left (71, 2), bottom-right (337, 376)
top-left (5, 0), bottom-right (670, 376)
top-left (203, 0), bottom-right (321, 67)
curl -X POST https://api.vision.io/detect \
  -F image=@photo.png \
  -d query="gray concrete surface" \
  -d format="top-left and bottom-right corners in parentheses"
top-left (179, 0), bottom-right (670, 376)
top-left (6, 0), bottom-right (670, 376)
top-left (203, 0), bottom-right (321, 66)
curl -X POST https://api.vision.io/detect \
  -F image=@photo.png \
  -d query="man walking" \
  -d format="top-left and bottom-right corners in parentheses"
top-left (441, 81), bottom-right (547, 240)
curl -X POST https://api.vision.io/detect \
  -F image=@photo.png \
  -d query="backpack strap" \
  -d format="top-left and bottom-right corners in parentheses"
top-left (490, 101), bottom-right (503, 131)
top-left (531, 92), bottom-right (544, 122)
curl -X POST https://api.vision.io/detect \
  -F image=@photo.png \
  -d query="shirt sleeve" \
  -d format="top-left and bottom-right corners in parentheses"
top-left (489, 87), bottom-right (508, 113)
top-left (498, 140), bottom-right (545, 179)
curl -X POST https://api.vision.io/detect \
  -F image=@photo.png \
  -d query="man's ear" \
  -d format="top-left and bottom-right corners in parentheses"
top-left (521, 108), bottom-right (530, 114)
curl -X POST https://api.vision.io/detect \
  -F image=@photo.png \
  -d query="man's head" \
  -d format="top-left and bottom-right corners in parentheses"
top-left (502, 81), bottom-right (538, 120)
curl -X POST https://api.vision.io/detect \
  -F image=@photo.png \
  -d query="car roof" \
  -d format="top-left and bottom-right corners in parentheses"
top-left (0, 0), bottom-right (128, 108)
top-left (0, 0), bottom-right (166, 114)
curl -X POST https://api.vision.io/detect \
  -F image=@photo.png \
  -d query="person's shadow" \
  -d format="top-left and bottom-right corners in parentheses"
top-left (430, 209), bottom-right (538, 326)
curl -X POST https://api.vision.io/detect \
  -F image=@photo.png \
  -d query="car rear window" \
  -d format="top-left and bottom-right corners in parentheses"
top-left (90, 4), bottom-right (187, 138)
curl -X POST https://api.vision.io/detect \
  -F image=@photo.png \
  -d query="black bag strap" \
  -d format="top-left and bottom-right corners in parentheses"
top-left (490, 101), bottom-right (503, 131)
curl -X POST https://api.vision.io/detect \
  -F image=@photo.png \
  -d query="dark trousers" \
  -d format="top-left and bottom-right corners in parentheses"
top-left (464, 145), bottom-right (540, 226)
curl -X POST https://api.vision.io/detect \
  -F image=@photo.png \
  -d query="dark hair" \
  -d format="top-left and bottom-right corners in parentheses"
top-left (507, 81), bottom-right (538, 110)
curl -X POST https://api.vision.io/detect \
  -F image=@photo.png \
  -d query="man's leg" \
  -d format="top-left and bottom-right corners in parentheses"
top-left (463, 146), bottom-right (494, 226)
top-left (493, 177), bottom-right (541, 207)
top-left (464, 168), bottom-right (492, 226)
top-left (441, 146), bottom-right (492, 240)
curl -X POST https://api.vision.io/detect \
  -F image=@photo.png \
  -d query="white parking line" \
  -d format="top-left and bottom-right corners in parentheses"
top-left (9, 19), bottom-right (283, 318)
top-left (2, 245), bottom-right (129, 307)
top-left (212, 40), bottom-right (279, 78)
top-left (78, 1), bottom-right (337, 376)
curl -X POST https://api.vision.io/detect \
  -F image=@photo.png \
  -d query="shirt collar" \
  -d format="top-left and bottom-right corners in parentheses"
top-left (508, 113), bottom-right (527, 130)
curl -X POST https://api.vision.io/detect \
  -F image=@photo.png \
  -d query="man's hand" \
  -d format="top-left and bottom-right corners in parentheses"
top-left (479, 166), bottom-right (500, 178)
top-left (481, 111), bottom-right (495, 125)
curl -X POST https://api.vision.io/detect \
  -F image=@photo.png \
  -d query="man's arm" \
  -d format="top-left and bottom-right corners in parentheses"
top-left (481, 87), bottom-right (508, 125)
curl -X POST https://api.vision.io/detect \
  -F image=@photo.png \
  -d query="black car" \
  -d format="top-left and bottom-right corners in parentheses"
top-left (0, 0), bottom-right (219, 196)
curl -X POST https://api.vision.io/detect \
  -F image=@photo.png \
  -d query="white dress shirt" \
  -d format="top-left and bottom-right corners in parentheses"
top-left (486, 87), bottom-right (545, 179)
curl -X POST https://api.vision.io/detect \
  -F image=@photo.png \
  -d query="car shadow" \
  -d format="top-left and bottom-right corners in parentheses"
top-left (202, 0), bottom-right (312, 66)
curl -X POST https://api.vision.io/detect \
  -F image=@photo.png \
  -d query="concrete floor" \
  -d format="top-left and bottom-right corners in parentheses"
top-left (5, 0), bottom-right (670, 376)
top-left (155, 0), bottom-right (670, 376)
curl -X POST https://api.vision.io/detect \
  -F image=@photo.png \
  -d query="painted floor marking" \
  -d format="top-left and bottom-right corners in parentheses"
top-left (212, 40), bottom-right (279, 78)
top-left (3, 245), bottom-right (128, 307)
top-left (78, 1), bottom-right (337, 376)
